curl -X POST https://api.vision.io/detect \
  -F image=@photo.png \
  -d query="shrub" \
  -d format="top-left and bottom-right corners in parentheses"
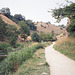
top-left (0, 42), bottom-right (11, 54)
top-left (31, 32), bottom-right (40, 42)
top-left (39, 32), bottom-right (53, 42)
top-left (35, 43), bottom-right (44, 49)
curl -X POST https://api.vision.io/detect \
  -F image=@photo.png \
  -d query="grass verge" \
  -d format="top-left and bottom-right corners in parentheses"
top-left (0, 42), bottom-right (50, 75)
top-left (54, 37), bottom-right (75, 60)
top-left (13, 49), bottom-right (50, 75)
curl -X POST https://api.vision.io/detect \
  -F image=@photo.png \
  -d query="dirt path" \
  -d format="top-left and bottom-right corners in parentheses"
top-left (45, 42), bottom-right (75, 75)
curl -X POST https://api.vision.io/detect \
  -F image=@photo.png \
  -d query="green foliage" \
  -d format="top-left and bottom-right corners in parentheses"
top-left (8, 15), bottom-right (19, 24)
top-left (9, 35), bottom-right (17, 47)
top-left (0, 17), bottom-right (19, 47)
top-left (35, 43), bottom-right (44, 49)
top-left (26, 20), bottom-right (37, 31)
top-left (14, 14), bottom-right (25, 21)
top-left (0, 8), bottom-right (19, 24)
top-left (6, 25), bottom-right (19, 47)
top-left (31, 32), bottom-right (40, 42)
top-left (66, 17), bottom-right (75, 37)
top-left (18, 21), bottom-right (30, 41)
top-left (0, 42), bottom-right (11, 54)
top-left (69, 32), bottom-right (75, 37)
top-left (67, 22), bottom-right (75, 32)
top-left (52, 3), bottom-right (75, 22)
top-left (19, 21), bottom-right (30, 36)
top-left (0, 43), bottom-right (45, 75)
top-left (13, 48), bottom-right (50, 75)
top-left (39, 32), bottom-right (53, 42)
top-left (0, 17), bottom-right (8, 41)
top-left (52, 3), bottom-right (75, 37)
top-left (6, 24), bottom-right (17, 33)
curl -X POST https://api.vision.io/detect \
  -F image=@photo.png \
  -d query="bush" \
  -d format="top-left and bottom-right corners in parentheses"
top-left (0, 42), bottom-right (11, 54)
top-left (39, 32), bottom-right (53, 42)
top-left (35, 43), bottom-right (44, 49)
top-left (31, 32), bottom-right (40, 42)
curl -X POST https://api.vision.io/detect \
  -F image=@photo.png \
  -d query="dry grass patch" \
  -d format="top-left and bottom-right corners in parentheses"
top-left (54, 37), bottom-right (75, 60)
top-left (55, 37), bottom-right (75, 44)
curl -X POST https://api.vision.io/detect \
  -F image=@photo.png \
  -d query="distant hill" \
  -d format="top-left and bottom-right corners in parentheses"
top-left (0, 14), bottom-right (20, 29)
top-left (34, 22), bottom-right (64, 35)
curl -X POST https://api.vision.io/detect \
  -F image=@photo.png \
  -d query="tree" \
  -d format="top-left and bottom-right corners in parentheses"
top-left (14, 14), bottom-right (25, 21)
top-left (0, 8), bottom-right (11, 17)
top-left (0, 17), bottom-right (19, 47)
top-left (52, 2), bottom-right (75, 37)
top-left (31, 32), bottom-right (40, 42)
top-left (26, 20), bottom-right (37, 31)
top-left (8, 15), bottom-right (19, 24)
top-left (6, 24), bottom-right (19, 47)
top-left (52, 3), bottom-right (75, 22)
top-left (19, 21), bottom-right (30, 40)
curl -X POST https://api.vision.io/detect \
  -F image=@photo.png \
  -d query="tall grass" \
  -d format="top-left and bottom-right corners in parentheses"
top-left (0, 43), bottom-right (45, 75)
top-left (54, 37), bottom-right (75, 60)
top-left (55, 37), bottom-right (75, 45)
top-left (13, 49), bottom-right (50, 75)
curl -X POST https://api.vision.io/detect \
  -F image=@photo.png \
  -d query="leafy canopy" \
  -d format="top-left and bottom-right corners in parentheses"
top-left (52, 2), bottom-right (75, 37)
top-left (52, 3), bottom-right (75, 22)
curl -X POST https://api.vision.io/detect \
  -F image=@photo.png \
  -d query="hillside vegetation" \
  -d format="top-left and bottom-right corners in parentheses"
top-left (0, 14), bottom-right (20, 29)
top-left (34, 22), bottom-right (64, 35)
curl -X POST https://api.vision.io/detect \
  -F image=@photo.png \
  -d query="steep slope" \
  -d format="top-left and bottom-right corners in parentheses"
top-left (0, 14), bottom-right (20, 29)
top-left (34, 22), bottom-right (64, 35)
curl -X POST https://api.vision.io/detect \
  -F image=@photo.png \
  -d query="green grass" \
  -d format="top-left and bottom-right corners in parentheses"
top-left (0, 42), bottom-right (50, 75)
top-left (54, 37), bottom-right (75, 60)
top-left (12, 42), bottom-right (32, 51)
top-left (13, 49), bottom-right (50, 75)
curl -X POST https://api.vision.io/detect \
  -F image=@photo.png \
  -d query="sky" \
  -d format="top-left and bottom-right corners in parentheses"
top-left (0, 0), bottom-right (75, 26)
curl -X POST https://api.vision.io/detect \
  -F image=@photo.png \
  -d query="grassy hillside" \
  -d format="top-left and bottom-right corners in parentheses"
top-left (0, 14), bottom-right (64, 36)
top-left (0, 14), bottom-right (20, 29)
top-left (34, 22), bottom-right (64, 35)
top-left (54, 37), bottom-right (75, 60)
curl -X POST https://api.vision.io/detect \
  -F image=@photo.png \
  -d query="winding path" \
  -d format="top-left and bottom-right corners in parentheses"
top-left (45, 42), bottom-right (75, 75)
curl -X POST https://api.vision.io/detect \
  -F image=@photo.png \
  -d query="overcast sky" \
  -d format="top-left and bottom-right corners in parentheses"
top-left (0, 0), bottom-right (75, 25)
